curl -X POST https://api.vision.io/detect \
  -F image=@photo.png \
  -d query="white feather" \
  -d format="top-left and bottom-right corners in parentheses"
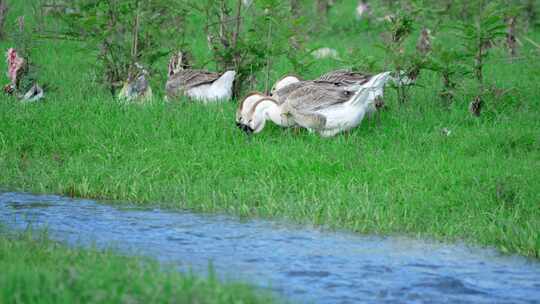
top-left (186, 71), bottom-right (236, 102)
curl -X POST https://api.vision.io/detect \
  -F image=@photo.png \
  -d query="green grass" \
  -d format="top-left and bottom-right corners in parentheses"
top-left (0, 1), bottom-right (539, 259)
top-left (0, 230), bottom-right (275, 304)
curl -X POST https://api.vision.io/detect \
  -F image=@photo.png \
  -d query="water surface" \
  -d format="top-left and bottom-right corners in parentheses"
top-left (1, 192), bottom-right (539, 304)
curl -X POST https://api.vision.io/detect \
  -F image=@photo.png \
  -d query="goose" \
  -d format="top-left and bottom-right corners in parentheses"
top-left (236, 91), bottom-right (269, 132)
top-left (165, 52), bottom-right (236, 102)
top-left (118, 63), bottom-right (153, 103)
top-left (236, 80), bottom-right (346, 133)
top-left (4, 48), bottom-right (44, 102)
top-left (237, 71), bottom-right (374, 132)
top-left (245, 72), bottom-right (391, 137)
top-left (238, 69), bottom-right (388, 133)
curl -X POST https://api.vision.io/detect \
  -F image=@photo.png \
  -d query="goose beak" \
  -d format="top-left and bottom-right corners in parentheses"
top-left (244, 126), bottom-right (254, 134)
top-left (236, 122), bottom-right (254, 135)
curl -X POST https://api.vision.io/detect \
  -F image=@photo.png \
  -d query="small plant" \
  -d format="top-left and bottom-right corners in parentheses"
top-left (524, 0), bottom-right (537, 30)
top-left (452, 1), bottom-right (506, 116)
top-left (426, 44), bottom-right (469, 104)
top-left (503, 2), bottom-right (523, 59)
top-left (315, 0), bottom-right (331, 29)
top-left (58, 0), bottom-right (187, 96)
top-left (416, 27), bottom-right (432, 56)
top-left (378, 12), bottom-right (419, 104)
top-left (195, 0), bottom-right (298, 95)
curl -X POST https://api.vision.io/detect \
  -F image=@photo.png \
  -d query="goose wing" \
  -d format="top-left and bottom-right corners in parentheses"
top-left (284, 84), bottom-right (354, 113)
top-left (318, 69), bottom-right (372, 85)
top-left (273, 80), bottom-right (346, 104)
top-left (167, 70), bottom-right (222, 90)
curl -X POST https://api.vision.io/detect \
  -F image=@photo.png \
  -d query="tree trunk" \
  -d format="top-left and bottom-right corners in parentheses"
top-left (315, 0), bottom-right (329, 28)
top-left (290, 0), bottom-right (301, 49)
top-left (0, 0), bottom-right (8, 40)
top-left (506, 17), bottom-right (517, 59)
top-left (291, 0), bottom-right (300, 18)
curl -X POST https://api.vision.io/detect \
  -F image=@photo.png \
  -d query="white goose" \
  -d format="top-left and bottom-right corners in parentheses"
top-left (236, 91), bottom-right (269, 131)
top-left (245, 72), bottom-right (391, 137)
top-left (166, 52), bottom-right (236, 102)
top-left (237, 80), bottom-right (346, 133)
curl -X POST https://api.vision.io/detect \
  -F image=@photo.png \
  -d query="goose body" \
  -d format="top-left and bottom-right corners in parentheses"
top-left (242, 72), bottom-right (391, 136)
top-left (166, 52), bottom-right (236, 102)
top-left (285, 72), bottom-right (392, 137)
top-left (166, 69), bottom-right (236, 102)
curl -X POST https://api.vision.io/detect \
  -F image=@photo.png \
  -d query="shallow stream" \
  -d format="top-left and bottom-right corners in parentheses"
top-left (1, 192), bottom-right (539, 303)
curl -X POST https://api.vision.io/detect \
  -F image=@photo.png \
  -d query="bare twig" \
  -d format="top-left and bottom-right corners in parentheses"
top-left (232, 0), bottom-right (242, 51)
top-left (264, 19), bottom-right (273, 93)
top-left (130, 1), bottom-right (141, 79)
top-left (524, 36), bottom-right (540, 50)
top-left (506, 17), bottom-right (517, 59)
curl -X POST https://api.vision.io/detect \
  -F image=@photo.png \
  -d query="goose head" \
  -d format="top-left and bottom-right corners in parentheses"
top-left (246, 97), bottom-right (281, 134)
top-left (168, 51), bottom-right (191, 77)
top-left (236, 92), bottom-right (267, 134)
top-left (270, 75), bottom-right (301, 95)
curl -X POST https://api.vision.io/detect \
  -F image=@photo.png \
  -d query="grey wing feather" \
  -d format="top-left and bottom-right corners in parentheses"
top-left (166, 70), bottom-right (222, 98)
top-left (273, 80), bottom-right (344, 104)
top-left (318, 69), bottom-right (372, 85)
top-left (285, 84), bottom-right (353, 113)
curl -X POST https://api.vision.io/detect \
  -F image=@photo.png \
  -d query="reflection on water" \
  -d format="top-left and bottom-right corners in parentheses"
top-left (1, 192), bottom-right (539, 304)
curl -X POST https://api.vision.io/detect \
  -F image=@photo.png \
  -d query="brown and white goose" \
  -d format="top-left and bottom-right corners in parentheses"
top-left (165, 52), bottom-right (236, 102)
top-left (242, 72), bottom-right (392, 137)
top-left (236, 79), bottom-right (346, 133)
top-left (117, 63), bottom-right (153, 103)
top-left (5, 48), bottom-right (44, 102)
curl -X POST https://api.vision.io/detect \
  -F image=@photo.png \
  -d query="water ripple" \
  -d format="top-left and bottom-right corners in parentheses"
top-left (1, 192), bottom-right (539, 304)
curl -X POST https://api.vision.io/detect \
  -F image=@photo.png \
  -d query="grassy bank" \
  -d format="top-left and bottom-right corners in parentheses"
top-left (0, 230), bottom-right (275, 303)
top-left (0, 1), bottom-right (539, 259)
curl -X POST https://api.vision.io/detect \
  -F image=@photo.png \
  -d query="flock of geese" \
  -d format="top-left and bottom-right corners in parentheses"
top-left (163, 52), bottom-right (402, 137)
top-left (5, 48), bottom-right (404, 137)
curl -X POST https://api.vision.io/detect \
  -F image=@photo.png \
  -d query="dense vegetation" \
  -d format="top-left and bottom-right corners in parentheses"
top-left (0, 229), bottom-right (275, 304)
top-left (0, 0), bottom-right (539, 262)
